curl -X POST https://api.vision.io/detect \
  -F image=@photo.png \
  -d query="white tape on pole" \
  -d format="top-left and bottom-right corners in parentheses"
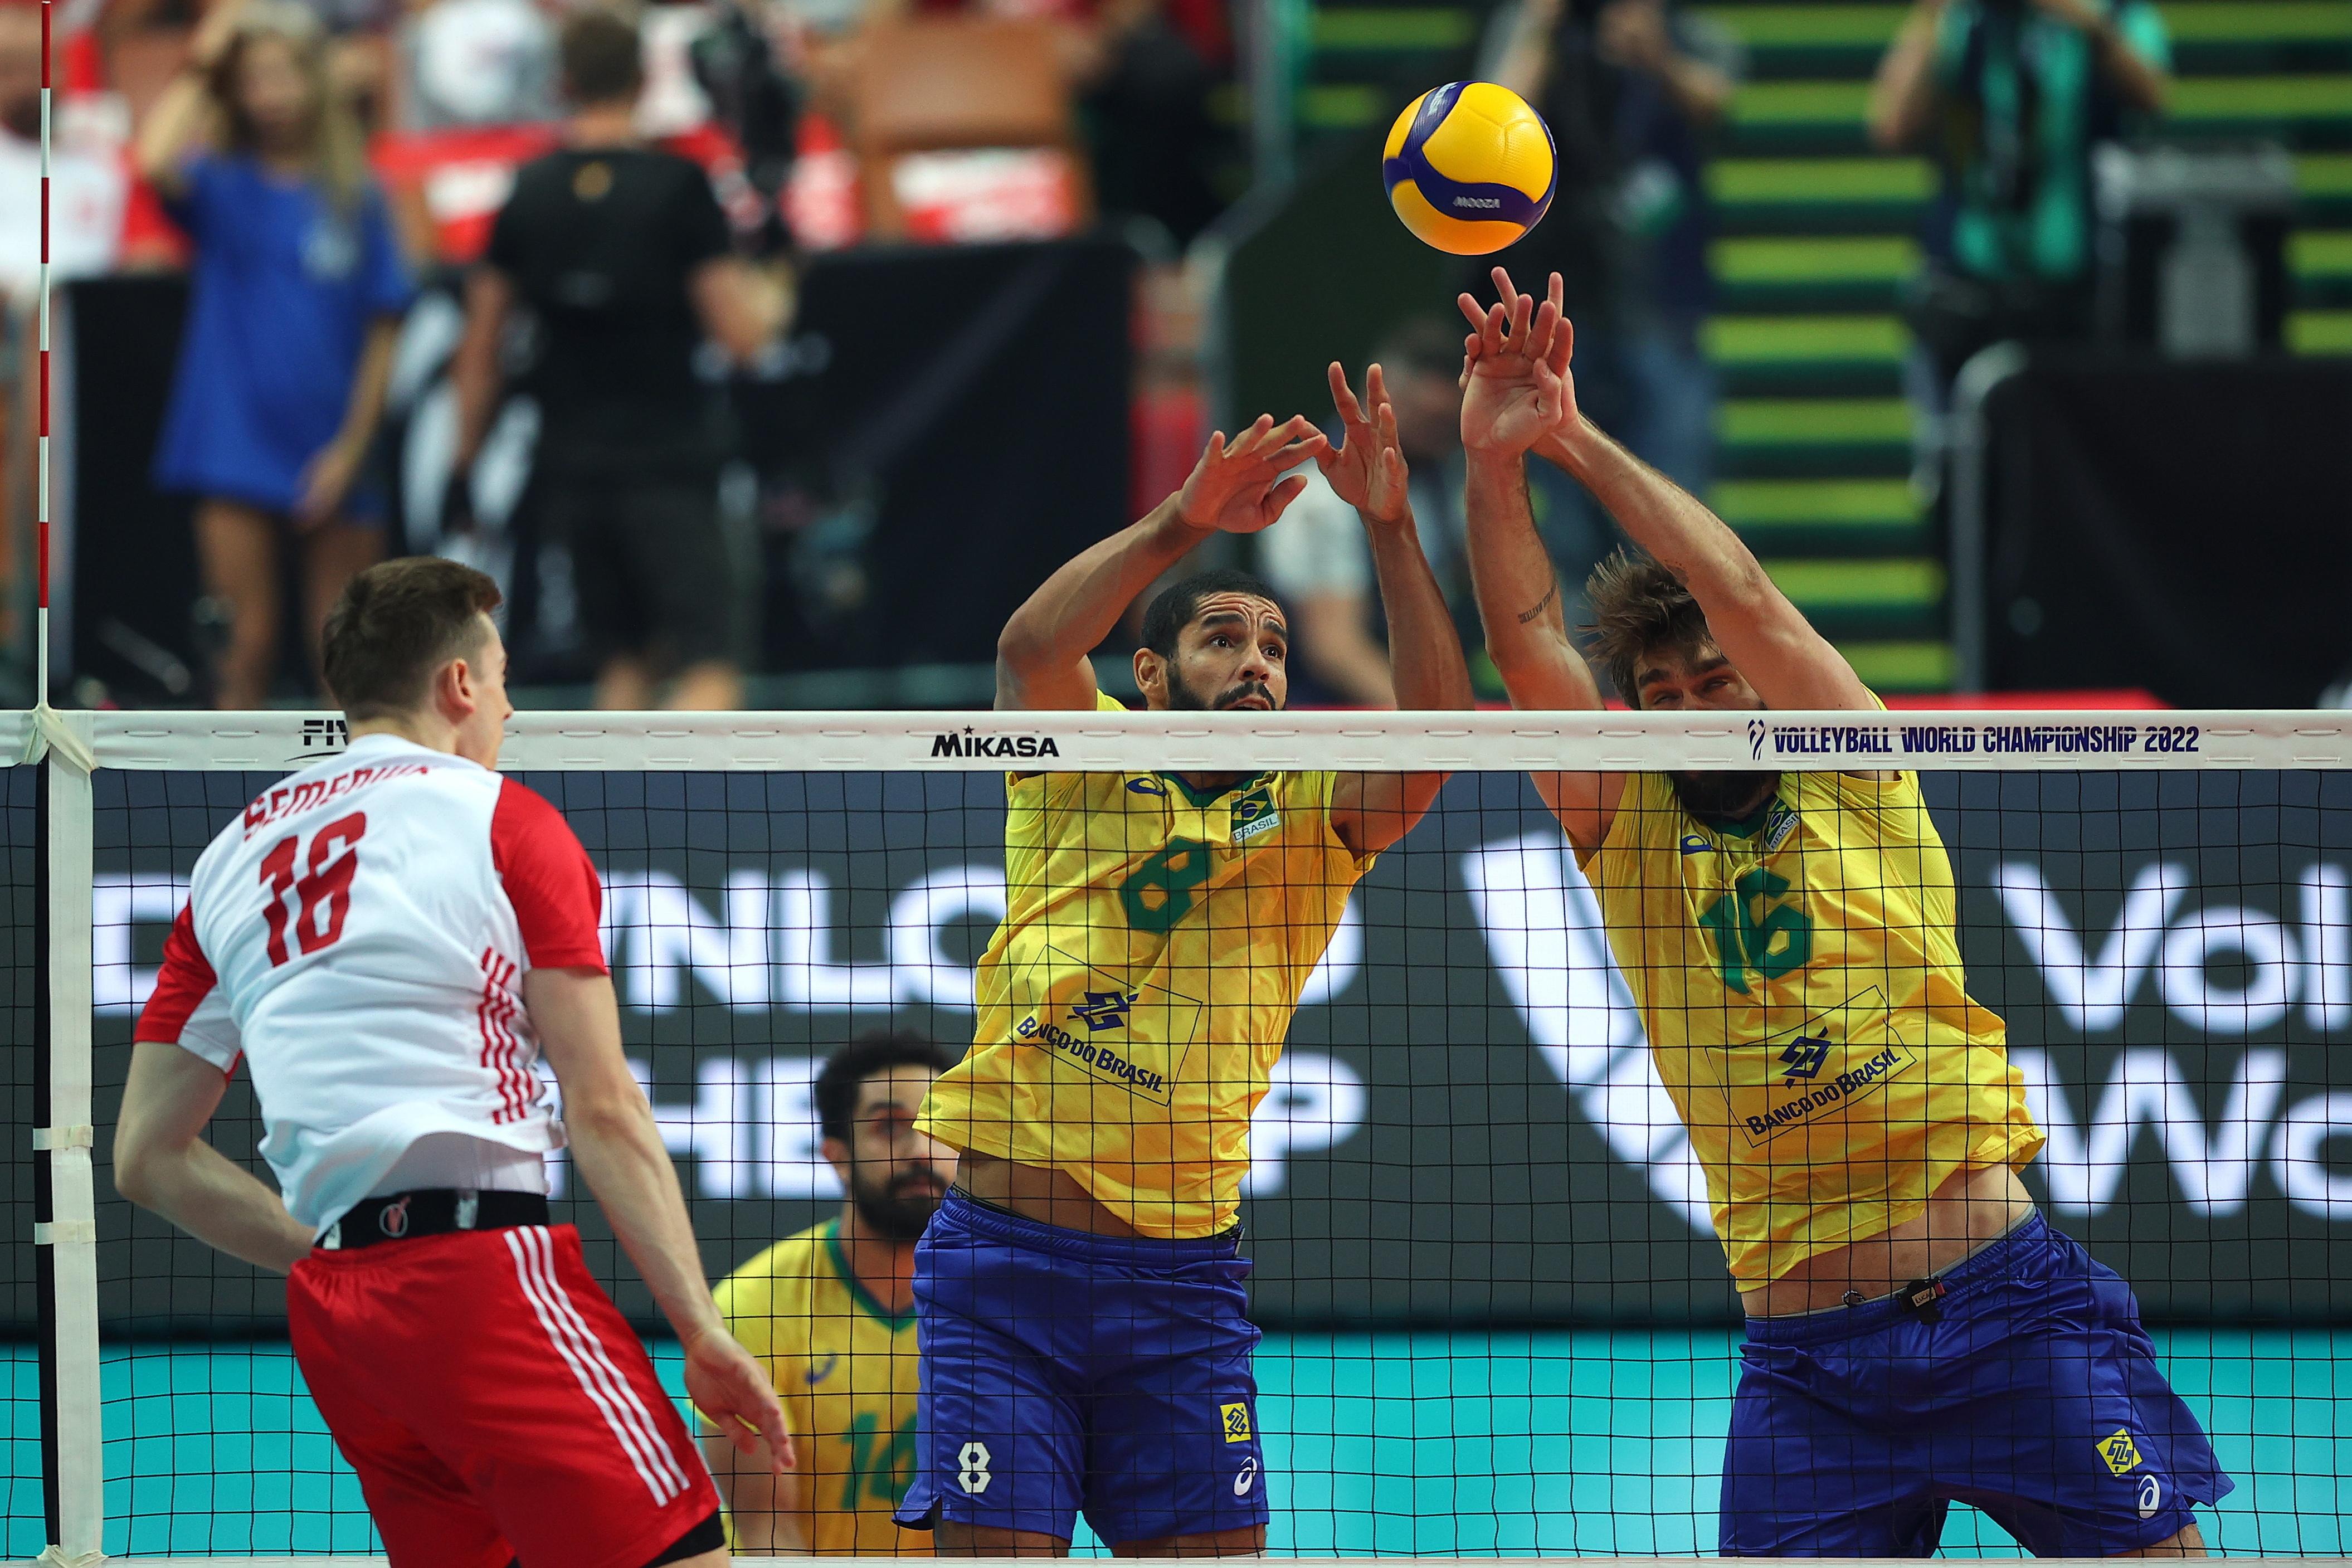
top-left (42, 708), bottom-right (101, 1559)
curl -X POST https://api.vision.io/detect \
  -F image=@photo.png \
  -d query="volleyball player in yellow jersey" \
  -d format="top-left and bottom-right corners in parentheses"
top-left (704, 1034), bottom-right (956, 1554)
top-left (898, 353), bottom-right (1502, 1555)
top-left (1457, 269), bottom-right (2229, 1557)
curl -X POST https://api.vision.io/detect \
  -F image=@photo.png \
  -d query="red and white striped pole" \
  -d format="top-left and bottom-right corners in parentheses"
top-left (35, 0), bottom-right (51, 708)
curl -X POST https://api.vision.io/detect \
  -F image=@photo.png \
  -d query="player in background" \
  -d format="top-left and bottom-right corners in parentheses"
top-left (1457, 269), bottom-right (2230, 1557)
top-left (897, 357), bottom-right (1527, 1556)
top-left (113, 558), bottom-right (791, 1568)
top-left (705, 1032), bottom-right (957, 1554)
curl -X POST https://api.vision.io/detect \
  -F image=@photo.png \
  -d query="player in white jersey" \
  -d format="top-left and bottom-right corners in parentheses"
top-left (113, 557), bottom-right (792, 1568)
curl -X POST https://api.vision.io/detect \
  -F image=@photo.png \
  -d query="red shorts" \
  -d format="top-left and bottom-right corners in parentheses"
top-left (286, 1223), bottom-right (719, 1568)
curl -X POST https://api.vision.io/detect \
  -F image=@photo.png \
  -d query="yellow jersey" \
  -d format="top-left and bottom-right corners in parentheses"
top-left (1584, 767), bottom-right (2042, 1284)
top-left (917, 696), bottom-right (1374, 1238)
top-left (710, 1220), bottom-right (928, 1556)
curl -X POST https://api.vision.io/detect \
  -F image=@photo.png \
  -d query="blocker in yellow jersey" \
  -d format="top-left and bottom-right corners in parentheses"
top-left (920, 749), bottom-right (1369, 1238)
top-left (1455, 264), bottom-right (2229, 1556)
top-left (905, 377), bottom-right (1476, 1552)
top-left (707, 1033), bottom-right (956, 1555)
top-left (1587, 767), bottom-right (2043, 1284)
top-left (712, 1220), bottom-right (928, 1556)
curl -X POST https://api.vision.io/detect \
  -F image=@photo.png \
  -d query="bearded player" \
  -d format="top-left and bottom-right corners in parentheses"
top-left (1455, 270), bottom-right (2230, 1556)
top-left (113, 558), bottom-right (791, 1568)
top-left (896, 358), bottom-right (1525, 1553)
top-left (705, 1032), bottom-right (958, 1554)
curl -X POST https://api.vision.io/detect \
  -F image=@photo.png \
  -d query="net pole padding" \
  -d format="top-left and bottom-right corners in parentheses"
top-left (33, 708), bottom-right (102, 1567)
top-left (75, 705), bottom-right (2352, 774)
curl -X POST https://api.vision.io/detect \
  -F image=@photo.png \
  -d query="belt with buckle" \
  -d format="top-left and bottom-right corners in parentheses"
top-left (320, 1189), bottom-right (551, 1251)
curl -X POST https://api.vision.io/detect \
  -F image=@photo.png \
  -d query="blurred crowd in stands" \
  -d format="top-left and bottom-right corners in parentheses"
top-left (0, 0), bottom-right (2178, 710)
top-left (0, 0), bottom-right (1240, 708)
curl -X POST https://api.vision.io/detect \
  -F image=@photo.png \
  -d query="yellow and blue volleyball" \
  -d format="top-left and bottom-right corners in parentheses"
top-left (1382, 82), bottom-right (1556, 255)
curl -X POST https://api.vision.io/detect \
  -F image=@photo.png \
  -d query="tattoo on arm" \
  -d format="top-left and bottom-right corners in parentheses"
top-left (1517, 580), bottom-right (1560, 625)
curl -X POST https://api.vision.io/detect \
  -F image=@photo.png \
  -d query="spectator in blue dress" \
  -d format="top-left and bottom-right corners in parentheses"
top-left (138, 0), bottom-right (413, 708)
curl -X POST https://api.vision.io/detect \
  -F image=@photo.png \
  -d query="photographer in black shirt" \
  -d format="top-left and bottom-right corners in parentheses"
top-left (452, 9), bottom-right (783, 710)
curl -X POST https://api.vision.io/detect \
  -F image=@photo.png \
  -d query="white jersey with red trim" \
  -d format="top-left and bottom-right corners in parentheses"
top-left (138, 733), bottom-right (609, 1234)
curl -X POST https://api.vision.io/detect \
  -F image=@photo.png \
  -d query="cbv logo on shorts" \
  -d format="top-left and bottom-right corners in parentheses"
top-left (957, 1442), bottom-right (991, 1494)
top-left (2100, 1428), bottom-right (2144, 1476)
top-left (1220, 1403), bottom-right (1253, 1443)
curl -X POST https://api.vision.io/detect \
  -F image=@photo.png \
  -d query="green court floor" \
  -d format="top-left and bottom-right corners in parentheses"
top-left (9, 1331), bottom-right (2349, 1559)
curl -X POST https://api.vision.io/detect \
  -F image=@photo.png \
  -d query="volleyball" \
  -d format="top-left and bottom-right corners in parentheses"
top-left (1381, 81), bottom-right (1557, 255)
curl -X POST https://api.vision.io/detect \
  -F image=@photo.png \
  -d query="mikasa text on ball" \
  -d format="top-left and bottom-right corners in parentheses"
top-left (1382, 82), bottom-right (1556, 255)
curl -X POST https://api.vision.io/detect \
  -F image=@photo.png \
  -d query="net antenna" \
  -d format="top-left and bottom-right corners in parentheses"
top-left (29, 0), bottom-right (106, 1554)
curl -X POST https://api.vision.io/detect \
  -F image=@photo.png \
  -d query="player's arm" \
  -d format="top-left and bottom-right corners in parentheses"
top-left (702, 1426), bottom-right (809, 1552)
top-left (1867, 0), bottom-right (1949, 150)
top-left (527, 967), bottom-right (795, 1473)
top-left (133, 0), bottom-right (245, 197)
top-left (1454, 275), bottom-right (1624, 850)
top-left (115, 1042), bottom-right (314, 1272)
top-left (1496, 269), bottom-right (1875, 713)
top-left (1317, 361), bottom-right (1475, 855)
top-left (996, 415), bottom-right (1328, 711)
top-left (116, 900), bottom-right (313, 1270)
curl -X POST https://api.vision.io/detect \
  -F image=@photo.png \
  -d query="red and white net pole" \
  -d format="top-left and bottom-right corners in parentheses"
top-left (35, 0), bottom-right (51, 705)
top-left (33, 3), bottom-right (105, 1560)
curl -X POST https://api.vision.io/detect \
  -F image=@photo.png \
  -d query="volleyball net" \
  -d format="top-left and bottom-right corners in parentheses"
top-left (11, 705), bottom-right (2352, 1560)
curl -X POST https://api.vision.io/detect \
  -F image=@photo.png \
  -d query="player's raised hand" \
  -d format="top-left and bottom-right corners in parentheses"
top-left (684, 1321), bottom-right (797, 1474)
top-left (1456, 268), bottom-right (1576, 456)
top-left (1176, 413), bottom-right (1328, 534)
top-left (1317, 362), bottom-right (1411, 528)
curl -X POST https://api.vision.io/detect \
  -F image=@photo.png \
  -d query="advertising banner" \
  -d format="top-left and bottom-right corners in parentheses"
top-left (43, 766), bottom-right (2352, 1330)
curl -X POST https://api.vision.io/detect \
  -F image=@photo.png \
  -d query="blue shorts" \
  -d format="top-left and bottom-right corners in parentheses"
top-left (894, 1189), bottom-right (1269, 1545)
top-left (1721, 1214), bottom-right (2233, 1557)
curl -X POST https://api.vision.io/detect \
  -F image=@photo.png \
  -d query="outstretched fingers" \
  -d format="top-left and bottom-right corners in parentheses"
top-left (1223, 412), bottom-right (1281, 459)
top-left (1267, 433), bottom-right (1330, 471)
top-left (1328, 361), bottom-right (1367, 429)
top-left (1261, 473), bottom-right (1311, 525)
top-left (1502, 288), bottom-right (1536, 357)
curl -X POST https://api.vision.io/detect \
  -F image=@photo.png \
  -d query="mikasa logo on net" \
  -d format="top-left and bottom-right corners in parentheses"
top-left (929, 727), bottom-right (1060, 759)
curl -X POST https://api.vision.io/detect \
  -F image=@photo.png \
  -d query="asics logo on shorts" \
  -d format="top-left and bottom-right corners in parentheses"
top-left (957, 1441), bottom-right (992, 1494)
top-left (1234, 1457), bottom-right (1258, 1497)
top-left (2139, 1474), bottom-right (2163, 1519)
